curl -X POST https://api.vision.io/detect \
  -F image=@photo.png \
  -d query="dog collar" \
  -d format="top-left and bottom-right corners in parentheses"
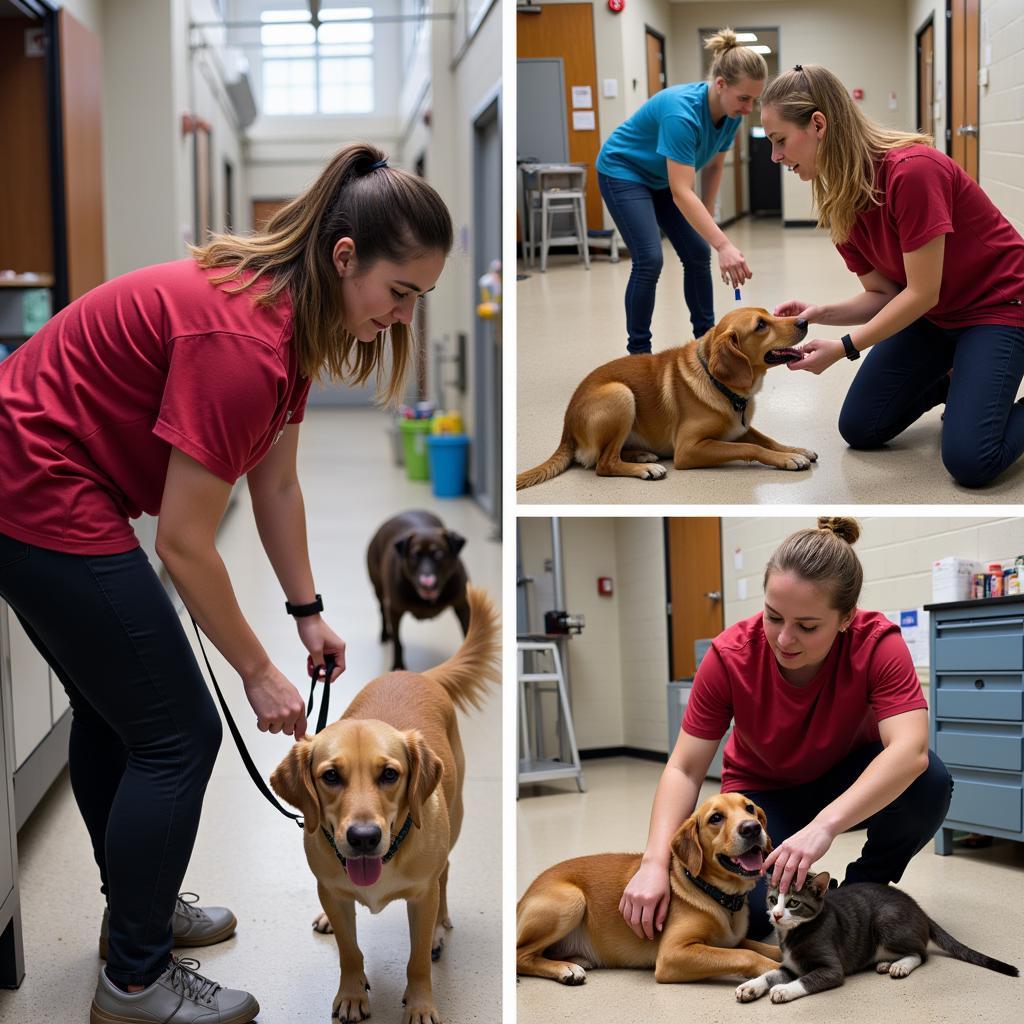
top-left (683, 867), bottom-right (747, 913)
top-left (321, 814), bottom-right (414, 869)
top-left (696, 348), bottom-right (749, 427)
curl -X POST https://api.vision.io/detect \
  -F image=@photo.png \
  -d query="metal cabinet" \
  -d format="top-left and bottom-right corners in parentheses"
top-left (925, 595), bottom-right (1024, 854)
top-left (0, 605), bottom-right (25, 987)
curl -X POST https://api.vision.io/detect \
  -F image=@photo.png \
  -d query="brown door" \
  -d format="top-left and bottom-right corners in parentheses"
top-left (646, 28), bottom-right (665, 97)
top-left (949, 0), bottom-right (979, 180)
top-left (733, 133), bottom-right (744, 216)
top-left (917, 19), bottom-right (935, 136)
top-left (517, 3), bottom-right (602, 231)
top-left (666, 519), bottom-right (724, 679)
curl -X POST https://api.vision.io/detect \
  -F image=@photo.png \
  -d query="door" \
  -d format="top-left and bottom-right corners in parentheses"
top-left (516, 58), bottom-right (568, 164)
top-left (252, 199), bottom-right (289, 231)
top-left (646, 27), bottom-right (666, 97)
top-left (666, 519), bottom-right (724, 679)
top-left (949, 0), bottom-right (979, 179)
top-left (917, 17), bottom-right (935, 136)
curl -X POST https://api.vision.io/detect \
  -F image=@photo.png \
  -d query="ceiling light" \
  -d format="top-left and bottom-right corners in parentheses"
top-left (735, 33), bottom-right (758, 43)
top-left (750, 45), bottom-right (772, 55)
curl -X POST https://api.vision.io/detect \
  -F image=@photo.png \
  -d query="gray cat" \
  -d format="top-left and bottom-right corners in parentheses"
top-left (736, 872), bottom-right (1017, 1004)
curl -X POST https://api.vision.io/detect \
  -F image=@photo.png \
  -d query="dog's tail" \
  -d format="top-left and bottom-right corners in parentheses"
top-left (516, 429), bottom-right (574, 490)
top-left (422, 584), bottom-right (501, 713)
top-left (929, 919), bottom-right (1019, 977)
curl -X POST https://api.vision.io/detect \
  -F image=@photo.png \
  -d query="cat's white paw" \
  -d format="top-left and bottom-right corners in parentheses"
top-left (886, 955), bottom-right (921, 978)
top-left (769, 980), bottom-right (807, 1003)
top-left (736, 977), bottom-right (769, 1002)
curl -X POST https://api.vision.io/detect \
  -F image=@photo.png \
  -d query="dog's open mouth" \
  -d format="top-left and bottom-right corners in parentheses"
top-left (345, 856), bottom-right (383, 887)
top-left (764, 347), bottom-right (802, 365)
top-left (717, 847), bottom-right (765, 877)
top-left (415, 585), bottom-right (440, 601)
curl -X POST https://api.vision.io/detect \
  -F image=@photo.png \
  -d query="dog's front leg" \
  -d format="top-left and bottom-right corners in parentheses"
top-left (386, 602), bottom-right (406, 670)
top-left (737, 425), bottom-right (817, 464)
top-left (654, 941), bottom-right (780, 983)
top-left (739, 937), bottom-right (782, 962)
top-left (403, 883), bottom-right (443, 1024)
top-left (673, 434), bottom-right (813, 472)
top-left (320, 890), bottom-right (370, 1023)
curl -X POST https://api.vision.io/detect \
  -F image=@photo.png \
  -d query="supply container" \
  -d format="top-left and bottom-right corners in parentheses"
top-left (988, 562), bottom-right (1004, 598)
top-left (426, 434), bottom-right (469, 497)
top-left (399, 418), bottom-right (432, 481)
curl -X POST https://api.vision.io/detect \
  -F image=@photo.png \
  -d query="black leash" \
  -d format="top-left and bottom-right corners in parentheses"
top-left (190, 616), bottom-right (334, 829)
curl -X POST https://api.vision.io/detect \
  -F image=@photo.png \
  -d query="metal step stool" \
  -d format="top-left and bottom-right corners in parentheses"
top-left (517, 640), bottom-right (586, 794)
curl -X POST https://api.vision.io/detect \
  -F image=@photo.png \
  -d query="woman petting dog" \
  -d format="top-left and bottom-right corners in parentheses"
top-left (761, 64), bottom-right (1024, 488)
top-left (0, 144), bottom-right (452, 1024)
top-left (596, 29), bottom-right (766, 354)
top-left (620, 518), bottom-right (952, 945)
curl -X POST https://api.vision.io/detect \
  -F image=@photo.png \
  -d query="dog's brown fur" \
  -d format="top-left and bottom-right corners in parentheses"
top-left (517, 308), bottom-right (817, 489)
top-left (516, 793), bottom-right (782, 985)
top-left (271, 585), bottom-right (500, 1024)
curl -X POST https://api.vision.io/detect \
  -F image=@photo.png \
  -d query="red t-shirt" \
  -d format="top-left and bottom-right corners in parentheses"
top-left (682, 609), bottom-right (927, 794)
top-left (0, 259), bottom-right (311, 555)
top-left (836, 144), bottom-right (1024, 329)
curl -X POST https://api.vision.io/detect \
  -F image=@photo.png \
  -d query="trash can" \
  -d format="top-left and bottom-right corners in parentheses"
top-left (399, 418), bottom-right (432, 480)
top-left (426, 434), bottom-right (469, 497)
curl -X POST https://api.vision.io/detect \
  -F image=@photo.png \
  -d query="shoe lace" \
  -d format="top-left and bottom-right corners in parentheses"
top-left (175, 892), bottom-right (205, 921)
top-left (164, 956), bottom-right (222, 1008)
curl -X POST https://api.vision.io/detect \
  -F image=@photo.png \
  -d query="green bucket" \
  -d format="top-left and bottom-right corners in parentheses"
top-left (399, 418), bottom-right (432, 480)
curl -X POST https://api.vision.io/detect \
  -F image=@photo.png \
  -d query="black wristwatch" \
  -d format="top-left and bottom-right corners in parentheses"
top-left (285, 594), bottom-right (323, 617)
top-left (841, 333), bottom-right (860, 360)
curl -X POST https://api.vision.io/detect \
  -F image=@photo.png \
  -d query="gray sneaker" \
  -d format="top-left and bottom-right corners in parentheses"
top-left (90, 956), bottom-right (259, 1024)
top-left (99, 893), bottom-right (238, 959)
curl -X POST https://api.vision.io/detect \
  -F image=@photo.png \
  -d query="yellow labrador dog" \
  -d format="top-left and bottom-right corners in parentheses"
top-left (517, 308), bottom-right (815, 489)
top-left (271, 585), bottom-right (500, 1024)
top-left (517, 793), bottom-right (780, 985)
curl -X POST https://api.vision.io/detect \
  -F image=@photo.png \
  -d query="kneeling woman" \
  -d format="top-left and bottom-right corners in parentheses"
top-left (619, 517), bottom-right (951, 941)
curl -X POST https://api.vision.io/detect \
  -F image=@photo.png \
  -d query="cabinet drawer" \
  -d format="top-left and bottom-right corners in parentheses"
top-left (947, 773), bottom-right (1022, 832)
top-left (934, 633), bottom-right (1024, 672)
top-left (936, 724), bottom-right (1023, 772)
top-left (935, 685), bottom-right (1024, 721)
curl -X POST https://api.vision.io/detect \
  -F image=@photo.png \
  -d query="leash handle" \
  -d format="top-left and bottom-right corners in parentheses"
top-left (306, 653), bottom-right (336, 734)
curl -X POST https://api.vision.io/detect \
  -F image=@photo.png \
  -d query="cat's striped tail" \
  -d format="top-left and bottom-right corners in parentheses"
top-left (929, 920), bottom-right (1019, 977)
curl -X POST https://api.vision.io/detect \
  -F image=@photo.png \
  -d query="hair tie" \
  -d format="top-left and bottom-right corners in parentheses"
top-left (369, 158), bottom-right (388, 170)
top-left (793, 64), bottom-right (803, 72)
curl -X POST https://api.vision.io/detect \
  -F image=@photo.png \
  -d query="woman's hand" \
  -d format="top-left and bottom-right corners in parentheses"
top-left (787, 338), bottom-right (846, 375)
top-left (762, 821), bottom-right (836, 894)
top-left (296, 616), bottom-right (347, 682)
top-left (619, 861), bottom-right (670, 940)
top-left (242, 663), bottom-right (309, 739)
top-left (716, 243), bottom-right (752, 288)
top-left (773, 299), bottom-right (824, 321)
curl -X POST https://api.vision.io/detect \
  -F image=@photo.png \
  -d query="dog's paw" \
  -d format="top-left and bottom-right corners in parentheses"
top-left (777, 453), bottom-right (812, 471)
top-left (642, 464), bottom-right (667, 480)
top-left (313, 912), bottom-right (334, 934)
top-left (401, 987), bottom-right (442, 1024)
top-left (558, 963), bottom-right (587, 985)
top-left (799, 448), bottom-right (819, 462)
top-left (735, 977), bottom-right (769, 1002)
top-left (333, 980), bottom-right (370, 1022)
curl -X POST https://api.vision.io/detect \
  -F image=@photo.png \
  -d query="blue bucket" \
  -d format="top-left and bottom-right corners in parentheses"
top-left (426, 434), bottom-right (469, 498)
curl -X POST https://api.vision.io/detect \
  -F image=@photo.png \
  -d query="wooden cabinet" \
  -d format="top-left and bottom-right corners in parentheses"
top-left (926, 595), bottom-right (1024, 854)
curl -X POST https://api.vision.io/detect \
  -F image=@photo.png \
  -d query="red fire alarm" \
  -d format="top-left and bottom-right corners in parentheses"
top-left (598, 576), bottom-right (614, 597)
top-left (608, 0), bottom-right (625, 12)
top-left (852, 87), bottom-right (864, 101)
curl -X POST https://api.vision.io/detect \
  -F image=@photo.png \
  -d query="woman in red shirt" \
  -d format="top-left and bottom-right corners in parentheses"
top-left (619, 518), bottom-right (951, 943)
top-left (0, 143), bottom-right (452, 1023)
top-left (760, 64), bottom-right (1024, 489)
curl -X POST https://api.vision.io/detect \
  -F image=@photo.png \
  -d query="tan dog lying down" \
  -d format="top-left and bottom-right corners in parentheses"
top-left (271, 585), bottom-right (500, 1024)
top-left (517, 308), bottom-right (816, 489)
top-left (517, 792), bottom-right (781, 985)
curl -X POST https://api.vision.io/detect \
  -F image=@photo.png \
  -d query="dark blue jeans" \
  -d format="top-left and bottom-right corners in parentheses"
top-left (0, 533), bottom-right (222, 986)
top-left (598, 171), bottom-right (715, 354)
top-left (837, 318), bottom-right (1024, 488)
top-left (743, 743), bottom-right (953, 940)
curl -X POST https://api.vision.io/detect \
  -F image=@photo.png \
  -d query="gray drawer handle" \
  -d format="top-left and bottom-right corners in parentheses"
top-left (975, 679), bottom-right (985, 689)
top-left (938, 618), bottom-right (1023, 630)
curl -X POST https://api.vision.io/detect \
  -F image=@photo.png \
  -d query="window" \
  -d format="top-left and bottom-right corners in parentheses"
top-left (261, 7), bottom-right (374, 115)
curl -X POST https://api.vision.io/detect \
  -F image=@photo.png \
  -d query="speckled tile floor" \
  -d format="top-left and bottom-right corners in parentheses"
top-left (517, 757), bottom-right (1024, 1024)
top-left (0, 407), bottom-right (502, 1024)
top-left (516, 219), bottom-right (1024, 505)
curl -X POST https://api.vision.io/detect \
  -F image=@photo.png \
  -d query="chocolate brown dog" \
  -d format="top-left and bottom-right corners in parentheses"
top-left (367, 510), bottom-right (470, 670)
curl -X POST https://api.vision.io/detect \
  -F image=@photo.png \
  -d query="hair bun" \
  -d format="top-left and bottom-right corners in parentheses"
top-left (817, 516), bottom-right (860, 545)
top-left (703, 27), bottom-right (738, 54)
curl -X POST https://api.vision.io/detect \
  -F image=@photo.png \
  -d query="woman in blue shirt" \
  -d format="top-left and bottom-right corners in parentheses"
top-left (597, 29), bottom-right (767, 354)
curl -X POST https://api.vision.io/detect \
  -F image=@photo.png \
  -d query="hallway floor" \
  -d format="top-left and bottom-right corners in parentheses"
top-left (0, 407), bottom-right (502, 1024)
top-left (516, 218), bottom-right (1024, 505)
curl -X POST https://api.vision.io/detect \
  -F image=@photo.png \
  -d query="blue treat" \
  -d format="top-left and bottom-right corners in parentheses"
top-left (734, 287), bottom-right (741, 302)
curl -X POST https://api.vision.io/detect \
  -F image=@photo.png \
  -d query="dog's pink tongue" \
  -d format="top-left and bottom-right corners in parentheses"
top-left (346, 857), bottom-right (383, 887)
top-left (737, 849), bottom-right (764, 872)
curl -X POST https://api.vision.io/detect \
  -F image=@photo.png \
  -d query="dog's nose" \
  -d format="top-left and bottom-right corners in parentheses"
top-left (795, 317), bottom-right (808, 335)
top-left (419, 574), bottom-right (437, 587)
top-left (738, 819), bottom-right (762, 840)
top-left (346, 823), bottom-right (382, 853)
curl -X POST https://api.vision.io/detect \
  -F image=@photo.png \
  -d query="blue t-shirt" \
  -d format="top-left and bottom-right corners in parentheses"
top-left (596, 82), bottom-right (741, 190)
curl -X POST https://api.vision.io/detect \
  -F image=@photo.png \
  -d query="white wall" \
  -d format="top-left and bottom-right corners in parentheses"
top-left (58, 0), bottom-right (103, 34)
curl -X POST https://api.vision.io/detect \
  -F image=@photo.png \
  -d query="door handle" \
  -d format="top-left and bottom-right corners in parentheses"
top-left (704, 591), bottom-right (722, 601)
top-left (956, 124), bottom-right (978, 137)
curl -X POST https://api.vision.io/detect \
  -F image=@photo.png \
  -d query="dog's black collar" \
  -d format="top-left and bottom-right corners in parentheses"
top-left (683, 868), bottom-right (747, 913)
top-left (696, 348), bottom-right (749, 427)
top-left (321, 814), bottom-right (414, 869)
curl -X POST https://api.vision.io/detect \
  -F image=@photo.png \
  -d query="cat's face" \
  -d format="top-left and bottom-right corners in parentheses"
top-left (768, 872), bottom-right (830, 934)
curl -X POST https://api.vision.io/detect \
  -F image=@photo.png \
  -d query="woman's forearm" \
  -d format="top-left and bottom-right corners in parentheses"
top-left (814, 289), bottom-right (894, 326)
top-left (844, 286), bottom-right (938, 352)
top-left (250, 480), bottom-right (317, 605)
top-left (672, 186), bottom-right (730, 251)
top-left (640, 764), bottom-right (702, 868)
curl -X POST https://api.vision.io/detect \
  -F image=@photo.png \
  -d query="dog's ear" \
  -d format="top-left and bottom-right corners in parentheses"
top-left (404, 729), bottom-right (444, 829)
top-left (708, 327), bottom-right (754, 391)
top-left (270, 738), bottom-right (320, 834)
top-left (444, 530), bottom-right (466, 556)
top-left (670, 813), bottom-right (703, 877)
top-left (394, 535), bottom-right (413, 558)
top-left (754, 802), bottom-right (773, 854)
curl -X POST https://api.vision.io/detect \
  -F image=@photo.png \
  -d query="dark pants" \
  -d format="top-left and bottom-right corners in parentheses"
top-left (838, 318), bottom-right (1024, 488)
top-left (744, 743), bottom-right (953, 940)
top-left (0, 533), bottom-right (222, 986)
top-left (598, 171), bottom-right (715, 354)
